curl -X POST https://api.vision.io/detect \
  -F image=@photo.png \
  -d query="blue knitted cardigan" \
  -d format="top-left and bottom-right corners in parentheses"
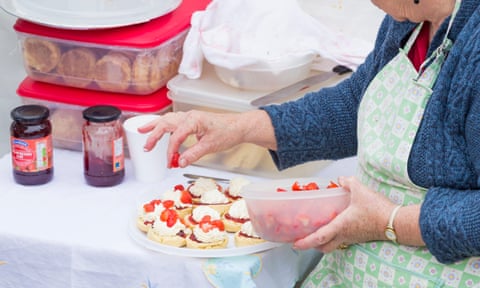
top-left (263, 0), bottom-right (480, 264)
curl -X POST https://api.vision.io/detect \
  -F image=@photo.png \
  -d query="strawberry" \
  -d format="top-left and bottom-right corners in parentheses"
top-left (174, 184), bottom-right (185, 191)
top-left (180, 190), bottom-right (192, 204)
top-left (304, 182), bottom-right (319, 190)
top-left (143, 203), bottom-right (155, 213)
top-left (162, 200), bottom-right (175, 209)
top-left (292, 181), bottom-right (302, 191)
top-left (170, 152), bottom-right (180, 168)
top-left (276, 187), bottom-right (287, 193)
top-left (327, 181), bottom-right (339, 189)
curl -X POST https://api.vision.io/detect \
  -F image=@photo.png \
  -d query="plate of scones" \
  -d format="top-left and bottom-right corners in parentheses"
top-left (128, 176), bottom-right (282, 258)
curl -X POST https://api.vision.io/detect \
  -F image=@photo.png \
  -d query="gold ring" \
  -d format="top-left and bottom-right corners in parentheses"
top-left (337, 243), bottom-right (349, 250)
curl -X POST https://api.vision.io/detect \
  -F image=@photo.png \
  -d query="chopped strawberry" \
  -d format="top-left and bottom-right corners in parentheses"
top-left (304, 182), bottom-right (319, 190)
top-left (180, 190), bottom-right (192, 204)
top-left (160, 208), bottom-right (179, 227)
top-left (143, 203), bottom-right (155, 213)
top-left (292, 181), bottom-right (302, 191)
top-left (170, 152), bottom-right (180, 168)
top-left (162, 200), bottom-right (175, 209)
top-left (327, 181), bottom-right (339, 188)
top-left (174, 184), bottom-right (185, 191)
top-left (276, 187), bottom-right (287, 192)
top-left (211, 219), bottom-right (225, 231)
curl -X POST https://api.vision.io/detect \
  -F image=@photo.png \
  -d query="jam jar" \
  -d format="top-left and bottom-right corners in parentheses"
top-left (82, 105), bottom-right (125, 187)
top-left (10, 104), bottom-right (54, 185)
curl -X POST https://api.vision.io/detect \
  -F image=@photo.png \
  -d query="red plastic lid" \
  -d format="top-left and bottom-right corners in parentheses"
top-left (17, 78), bottom-right (171, 113)
top-left (13, 0), bottom-right (210, 48)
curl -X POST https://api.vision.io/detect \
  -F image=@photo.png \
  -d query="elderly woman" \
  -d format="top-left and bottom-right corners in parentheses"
top-left (140, 0), bottom-right (480, 286)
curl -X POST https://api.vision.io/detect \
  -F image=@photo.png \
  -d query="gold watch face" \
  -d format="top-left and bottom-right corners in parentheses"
top-left (385, 228), bottom-right (397, 241)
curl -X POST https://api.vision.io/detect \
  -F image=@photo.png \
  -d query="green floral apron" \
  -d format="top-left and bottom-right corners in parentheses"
top-left (302, 1), bottom-right (480, 287)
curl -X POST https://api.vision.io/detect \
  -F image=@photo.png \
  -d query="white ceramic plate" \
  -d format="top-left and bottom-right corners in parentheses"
top-left (128, 219), bottom-right (282, 258)
top-left (1, 0), bottom-right (182, 29)
top-left (127, 182), bottom-right (282, 258)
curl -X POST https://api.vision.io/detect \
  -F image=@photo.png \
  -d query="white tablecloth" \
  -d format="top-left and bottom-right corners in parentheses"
top-left (0, 149), bottom-right (361, 288)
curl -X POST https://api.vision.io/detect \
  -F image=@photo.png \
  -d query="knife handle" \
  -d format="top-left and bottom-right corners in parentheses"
top-left (332, 65), bottom-right (353, 75)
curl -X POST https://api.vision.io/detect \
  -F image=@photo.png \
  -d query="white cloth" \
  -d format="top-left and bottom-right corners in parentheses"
top-left (0, 149), bottom-right (324, 288)
top-left (179, 0), bottom-right (373, 79)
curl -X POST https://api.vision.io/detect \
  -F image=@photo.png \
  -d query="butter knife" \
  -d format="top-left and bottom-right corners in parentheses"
top-left (250, 64), bottom-right (352, 107)
top-left (183, 173), bottom-right (230, 183)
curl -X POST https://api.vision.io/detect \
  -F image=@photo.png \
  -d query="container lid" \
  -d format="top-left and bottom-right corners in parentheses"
top-left (2, 0), bottom-right (181, 30)
top-left (17, 77), bottom-right (171, 113)
top-left (83, 105), bottom-right (122, 123)
top-left (167, 63), bottom-right (267, 113)
top-left (13, 0), bottom-right (211, 48)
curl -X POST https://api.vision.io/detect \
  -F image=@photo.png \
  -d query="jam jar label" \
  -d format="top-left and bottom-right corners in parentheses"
top-left (112, 137), bottom-right (124, 172)
top-left (11, 135), bottom-right (53, 172)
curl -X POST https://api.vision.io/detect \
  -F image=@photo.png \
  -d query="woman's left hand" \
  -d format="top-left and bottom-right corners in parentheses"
top-left (293, 176), bottom-right (396, 253)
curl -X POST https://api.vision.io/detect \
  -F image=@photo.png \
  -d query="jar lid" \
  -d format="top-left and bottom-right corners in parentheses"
top-left (11, 104), bottom-right (50, 123)
top-left (83, 105), bottom-right (122, 123)
top-left (13, 0), bottom-right (211, 48)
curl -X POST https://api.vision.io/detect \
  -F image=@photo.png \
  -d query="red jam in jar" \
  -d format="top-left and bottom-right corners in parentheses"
top-left (10, 104), bottom-right (54, 185)
top-left (82, 105), bottom-right (125, 187)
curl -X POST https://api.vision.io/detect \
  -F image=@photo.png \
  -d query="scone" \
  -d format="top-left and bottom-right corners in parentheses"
top-left (225, 177), bottom-right (250, 201)
top-left (132, 52), bottom-right (156, 94)
top-left (185, 206), bottom-right (222, 228)
top-left (94, 51), bottom-right (132, 92)
top-left (22, 37), bottom-right (62, 73)
top-left (186, 215), bottom-right (228, 249)
top-left (187, 177), bottom-right (223, 203)
top-left (57, 47), bottom-right (97, 88)
top-left (223, 199), bottom-right (250, 233)
top-left (162, 184), bottom-right (193, 219)
top-left (234, 221), bottom-right (266, 247)
top-left (193, 188), bottom-right (232, 216)
top-left (136, 198), bottom-right (163, 233)
top-left (146, 201), bottom-right (191, 247)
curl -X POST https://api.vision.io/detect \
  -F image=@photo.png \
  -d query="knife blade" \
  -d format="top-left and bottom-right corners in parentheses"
top-left (183, 173), bottom-right (230, 183)
top-left (250, 64), bottom-right (352, 107)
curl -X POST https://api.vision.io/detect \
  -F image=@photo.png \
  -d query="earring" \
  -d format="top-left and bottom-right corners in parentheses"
top-left (414, 0), bottom-right (420, 4)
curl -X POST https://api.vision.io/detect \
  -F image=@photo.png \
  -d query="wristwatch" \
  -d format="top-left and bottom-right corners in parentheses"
top-left (384, 205), bottom-right (402, 243)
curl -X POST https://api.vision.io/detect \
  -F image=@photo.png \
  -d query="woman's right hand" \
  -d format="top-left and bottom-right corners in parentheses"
top-left (137, 109), bottom-right (276, 168)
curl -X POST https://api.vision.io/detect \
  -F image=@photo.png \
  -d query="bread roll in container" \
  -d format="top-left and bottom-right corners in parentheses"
top-left (13, 0), bottom-right (211, 95)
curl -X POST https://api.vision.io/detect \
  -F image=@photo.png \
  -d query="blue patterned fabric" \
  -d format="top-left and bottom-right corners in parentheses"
top-left (262, 0), bottom-right (480, 264)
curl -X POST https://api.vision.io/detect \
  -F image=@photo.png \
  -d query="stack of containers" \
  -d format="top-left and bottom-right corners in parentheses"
top-left (13, 0), bottom-right (211, 152)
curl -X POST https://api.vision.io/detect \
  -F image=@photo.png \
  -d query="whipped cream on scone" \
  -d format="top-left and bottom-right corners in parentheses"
top-left (136, 198), bottom-right (163, 232)
top-left (234, 221), bottom-right (266, 247)
top-left (224, 199), bottom-right (250, 232)
top-left (186, 214), bottom-right (228, 249)
top-left (187, 177), bottom-right (221, 202)
top-left (194, 188), bottom-right (232, 215)
top-left (146, 202), bottom-right (191, 247)
top-left (186, 206), bottom-right (221, 227)
top-left (225, 177), bottom-right (250, 200)
top-left (162, 184), bottom-right (193, 218)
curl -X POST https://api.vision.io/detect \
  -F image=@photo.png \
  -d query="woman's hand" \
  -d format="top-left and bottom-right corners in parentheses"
top-left (137, 109), bottom-right (276, 168)
top-left (293, 176), bottom-right (396, 253)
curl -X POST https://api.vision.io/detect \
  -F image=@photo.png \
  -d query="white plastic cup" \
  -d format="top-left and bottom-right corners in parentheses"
top-left (123, 114), bottom-right (168, 183)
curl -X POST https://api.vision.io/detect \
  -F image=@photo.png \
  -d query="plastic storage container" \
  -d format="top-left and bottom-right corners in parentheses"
top-left (241, 177), bottom-right (350, 243)
top-left (13, 0), bottom-right (211, 95)
top-left (166, 63), bottom-right (346, 178)
top-left (17, 77), bottom-right (172, 153)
